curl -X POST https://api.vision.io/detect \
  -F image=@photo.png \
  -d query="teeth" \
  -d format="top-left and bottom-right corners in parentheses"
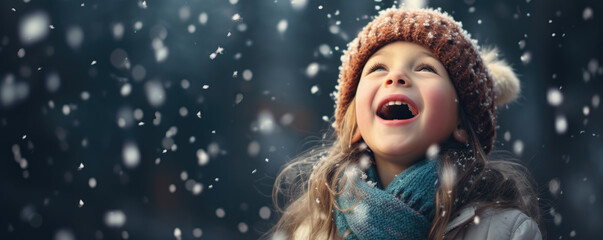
top-left (386, 100), bottom-right (405, 106)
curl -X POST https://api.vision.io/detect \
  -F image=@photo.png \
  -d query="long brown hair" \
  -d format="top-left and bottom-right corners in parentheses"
top-left (429, 106), bottom-right (541, 239)
top-left (270, 98), bottom-right (540, 239)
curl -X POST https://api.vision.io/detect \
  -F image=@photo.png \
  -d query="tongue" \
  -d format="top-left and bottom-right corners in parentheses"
top-left (378, 104), bottom-right (415, 120)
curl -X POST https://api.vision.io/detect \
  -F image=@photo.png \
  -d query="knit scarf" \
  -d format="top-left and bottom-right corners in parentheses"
top-left (334, 159), bottom-right (438, 239)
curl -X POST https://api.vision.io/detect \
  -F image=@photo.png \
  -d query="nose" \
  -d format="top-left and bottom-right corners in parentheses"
top-left (384, 71), bottom-right (410, 87)
top-left (385, 79), bottom-right (407, 85)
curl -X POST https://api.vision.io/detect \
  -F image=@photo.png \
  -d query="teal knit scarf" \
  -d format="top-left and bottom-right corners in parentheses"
top-left (334, 159), bottom-right (438, 239)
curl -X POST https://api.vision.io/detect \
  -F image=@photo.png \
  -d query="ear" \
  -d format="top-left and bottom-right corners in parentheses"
top-left (453, 128), bottom-right (468, 143)
top-left (352, 130), bottom-right (362, 143)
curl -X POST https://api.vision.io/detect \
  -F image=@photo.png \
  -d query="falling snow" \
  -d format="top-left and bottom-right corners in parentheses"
top-left (310, 85), bottom-right (319, 94)
top-left (259, 206), bottom-right (272, 220)
top-left (199, 12), bottom-right (208, 25)
top-left (242, 69), bottom-right (253, 81)
top-left (513, 140), bottom-right (524, 156)
top-left (19, 11), bottom-right (50, 45)
top-left (54, 229), bottom-right (75, 240)
top-left (549, 178), bottom-right (561, 197)
top-left (238, 222), bottom-right (249, 233)
top-left (555, 115), bottom-right (568, 134)
top-left (441, 163), bottom-right (456, 189)
top-left (592, 95), bottom-right (600, 108)
top-left (232, 13), bottom-right (241, 21)
top-left (216, 208), bottom-right (225, 218)
top-left (66, 26), bottom-right (84, 49)
top-left (122, 142), bottom-right (141, 168)
top-left (547, 88), bottom-right (563, 106)
top-left (583, 7), bottom-right (594, 20)
top-left (88, 178), bottom-right (97, 188)
top-left (104, 210), bottom-right (126, 228)
top-left (173, 228), bottom-right (182, 240)
top-left (197, 149), bottom-right (209, 166)
top-left (291, 0), bottom-right (308, 11)
top-left (426, 144), bottom-right (439, 159)
top-left (193, 228), bottom-right (203, 238)
top-left (305, 62), bottom-right (320, 78)
top-left (520, 51), bottom-right (532, 64)
top-left (2, 1), bottom-right (601, 239)
top-left (144, 80), bottom-right (166, 107)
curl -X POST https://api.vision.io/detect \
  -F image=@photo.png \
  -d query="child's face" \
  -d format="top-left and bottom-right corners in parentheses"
top-left (355, 41), bottom-right (459, 167)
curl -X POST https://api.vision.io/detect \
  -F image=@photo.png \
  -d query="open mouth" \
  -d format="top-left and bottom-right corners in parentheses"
top-left (376, 96), bottom-right (419, 121)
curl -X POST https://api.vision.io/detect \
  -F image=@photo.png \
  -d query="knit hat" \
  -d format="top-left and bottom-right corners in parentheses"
top-left (333, 7), bottom-right (520, 153)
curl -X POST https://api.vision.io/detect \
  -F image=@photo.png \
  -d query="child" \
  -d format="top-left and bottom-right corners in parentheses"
top-left (272, 6), bottom-right (541, 240)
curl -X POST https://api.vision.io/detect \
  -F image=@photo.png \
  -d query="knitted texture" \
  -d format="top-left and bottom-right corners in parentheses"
top-left (335, 159), bottom-right (438, 239)
top-left (334, 7), bottom-right (497, 153)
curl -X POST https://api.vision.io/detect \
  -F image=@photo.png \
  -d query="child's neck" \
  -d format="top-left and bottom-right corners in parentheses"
top-left (373, 154), bottom-right (423, 188)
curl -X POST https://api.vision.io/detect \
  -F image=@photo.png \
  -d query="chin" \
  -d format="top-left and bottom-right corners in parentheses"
top-left (373, 142), bottom-right (415, 156)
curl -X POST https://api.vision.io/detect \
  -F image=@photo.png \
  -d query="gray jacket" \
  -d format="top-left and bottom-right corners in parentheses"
top-left (444, 206), bottom-right (542, 240)
top-left (292, 206), bottom-right (542, 239)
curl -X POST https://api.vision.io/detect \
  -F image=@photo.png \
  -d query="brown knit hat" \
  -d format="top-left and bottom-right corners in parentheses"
top-left (333, 7), bottom-right (520, 154)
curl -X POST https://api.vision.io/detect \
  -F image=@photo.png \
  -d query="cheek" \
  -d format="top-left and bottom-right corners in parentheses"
top-left (422, 83), bottom-right (459, 133)
top-left (355, 81), bottom-right (375, 131)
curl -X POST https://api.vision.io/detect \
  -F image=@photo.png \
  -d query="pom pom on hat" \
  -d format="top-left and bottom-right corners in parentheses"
top-left (481, 48), bottom-right (521, 106)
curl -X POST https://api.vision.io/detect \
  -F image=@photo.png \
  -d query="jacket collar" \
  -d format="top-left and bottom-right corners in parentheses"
top-left (444, 205), bottom-right (477, 234)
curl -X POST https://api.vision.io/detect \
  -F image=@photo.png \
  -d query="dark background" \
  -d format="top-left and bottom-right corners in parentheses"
top-left (1, 0), bottom-right (602, 239)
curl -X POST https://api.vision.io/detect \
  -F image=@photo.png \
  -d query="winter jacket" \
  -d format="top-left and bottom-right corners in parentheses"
top-left (292, 205), bottom-right (541, 239)
top-left (443, 205), bottom-right (542, 240)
